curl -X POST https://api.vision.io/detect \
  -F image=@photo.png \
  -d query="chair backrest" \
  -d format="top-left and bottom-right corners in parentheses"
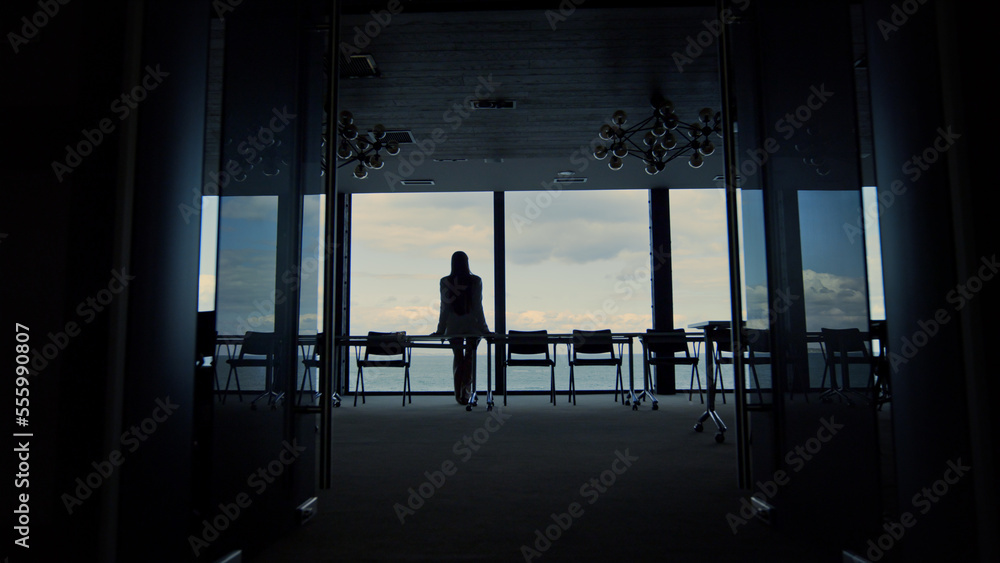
top-left (240, 331), bottom-right (274, 357)
top-left (572, 329), bottom-right (614, 357)
top-left (364, 331), bottom-right (407, 359)
top-left (314, 332), bottom-right (325, 357)
top-left (710, 328), bottom-right (735, 354)
top-left (743, 328), bottom-right (770, 354)
top-left (822, 328), bottom-right (869, 356)
top-left (507, 330), bottom-right (550, 358)
top-left (643, 329), bottom-right (689, 356)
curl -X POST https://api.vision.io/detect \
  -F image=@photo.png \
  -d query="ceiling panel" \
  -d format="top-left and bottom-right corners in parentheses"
top-left (335, 6), bottom-right (726, 191)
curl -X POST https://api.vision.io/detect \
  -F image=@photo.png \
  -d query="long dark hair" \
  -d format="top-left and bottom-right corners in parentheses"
top-left (447, 251), bottom-right (473, 315)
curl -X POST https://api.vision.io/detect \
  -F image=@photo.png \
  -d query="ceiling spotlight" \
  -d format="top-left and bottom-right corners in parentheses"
top-left (612, 110), bottom-right (628, 126)
top-left (609, 156), bottom-right (624, 170)
top-left (337, 141), bottom-right (352, 159)
top-left (336, 111), bottom-right (403, 179)
top-left (594, 145), bottom-right (608, 160)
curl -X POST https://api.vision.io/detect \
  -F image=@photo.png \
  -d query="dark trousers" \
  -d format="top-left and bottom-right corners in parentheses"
top-left (449, 337), bottom-right (480, 403)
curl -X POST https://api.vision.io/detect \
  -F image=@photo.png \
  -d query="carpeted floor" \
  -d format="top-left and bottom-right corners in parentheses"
top-left (250, 393), bottom-right (842, 563)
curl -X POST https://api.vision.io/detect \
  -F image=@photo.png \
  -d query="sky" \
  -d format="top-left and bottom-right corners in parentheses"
top-left (198, 186), bottom-right (885, 338)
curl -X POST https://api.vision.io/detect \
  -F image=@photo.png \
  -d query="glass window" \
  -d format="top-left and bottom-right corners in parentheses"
top-left (350, 192), bottom-right (494, 392)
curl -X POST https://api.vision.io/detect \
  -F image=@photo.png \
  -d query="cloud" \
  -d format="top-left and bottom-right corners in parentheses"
top-left (219, 196), bottom-right (278, 221)
top-left (744, 269), bottom-right (870, 332)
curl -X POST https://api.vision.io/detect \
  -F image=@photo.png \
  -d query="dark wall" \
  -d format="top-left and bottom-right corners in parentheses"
top-left (2, 1), bottom-right (130, 561)
top-left (865, 0), bottom-right (989, 560)
top-left (3, 1), bottom-right (208, 561)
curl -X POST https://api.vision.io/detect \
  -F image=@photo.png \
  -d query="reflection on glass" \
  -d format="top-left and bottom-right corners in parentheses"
top-left (293, 194), bottom-right (326, 405)
top-left (740, 187), bottom-right (772, 399)
top-left (198, 196), bottom-right (220, 312)
top-left (215, 196), bottom-right (279, 336)
top-left (797, 190), bottom-right (872, 392)
top-left (298, 194), bottom-right (325, 335)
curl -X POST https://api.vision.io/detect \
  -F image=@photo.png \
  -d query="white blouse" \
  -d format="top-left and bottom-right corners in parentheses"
top-left (435, 275), bottom-right (490, 336)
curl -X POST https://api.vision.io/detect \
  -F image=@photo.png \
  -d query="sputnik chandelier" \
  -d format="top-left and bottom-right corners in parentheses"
top-left (335, 110), bottom-right (400, 179)
top-left (593, 96), bottom-right (723, 173)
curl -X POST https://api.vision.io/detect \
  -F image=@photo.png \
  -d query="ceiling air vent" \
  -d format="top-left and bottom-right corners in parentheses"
top-left (470, 99), bottom-right (516, 110)
top-left (341, 54), bottom-right (379, 78)
top-left (399, 179), bottom-right (435, 186)
top-left (368, 129), bottom-right (414, 144)
top-left (553, 177), bottom-right (587, 184)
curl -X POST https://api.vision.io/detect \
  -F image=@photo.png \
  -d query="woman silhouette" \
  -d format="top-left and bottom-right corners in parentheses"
top-left (432, 251), bottom-right (490, 404)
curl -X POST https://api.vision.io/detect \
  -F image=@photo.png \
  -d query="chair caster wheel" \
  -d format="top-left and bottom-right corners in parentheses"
top-left (487, 405), bottom-right (493, 411)
top-left (632, 404), bottom-right (638, 411)
top-left (624, 400), bottom-right (631, 406)
top-left (694, 423), bottom-right (704, 432)
top-left (334, 402), bottom-right (341, 408)
top-left (715, 433), bottom-right (725, 443)
top-left (652, 403), bottom-right (659, 411)
top-left (466, 405), bottom-right (472, 411)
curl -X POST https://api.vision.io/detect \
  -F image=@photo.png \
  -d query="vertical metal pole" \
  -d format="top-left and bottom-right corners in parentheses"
top-left (649, 188), bottom-right (674, 393)
top-left (319, 0), bottom-right (340, 490)
top-left (718, 0), bottom-right (751, 489)
top-left (493, 192), bottom-right (506, 401)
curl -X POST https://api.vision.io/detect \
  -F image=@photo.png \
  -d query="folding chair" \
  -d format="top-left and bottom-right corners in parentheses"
top-left (355, 331), bottom-right (411, 406)
top-left (638, 329), bottom-right (700, 410)
top-left (224, 331), bottom-right (275, 407)
top-left (712, 328), bottom-right (766, 404)
top-left (568, 329), bottom-right (623, 406)
top-left (819, 328), bottom-right (875, 405)
top-left (505, 330), bottom-right (557, 405)
top-left (300, 332), bottom-right (340, 407)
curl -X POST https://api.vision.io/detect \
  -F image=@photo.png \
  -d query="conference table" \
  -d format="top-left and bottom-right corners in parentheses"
top-left (688, 321), bottom-right (729, 442)
top-left (335, 332), bottom-right (648, 411)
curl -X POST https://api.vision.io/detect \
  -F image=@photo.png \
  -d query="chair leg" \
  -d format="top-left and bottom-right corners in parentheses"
top-left (223, 367), bottom-right (234, 404)
top-left (402, 367), bottom-right (411, 406)
top-left (750, 364), bottom-right (763, 404)
top-left (714, 360), bottom-right (727, 404)
top-left (615, 366), bottom-right (631, 405)
top-left (224, 366), bottom-right (243, 403)
top-left (354, 366), bottom-right (364, 406)
top-left (690, 364), bottom-right (704, 404)
top-left (549, 367), bottom-right (560, 407)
